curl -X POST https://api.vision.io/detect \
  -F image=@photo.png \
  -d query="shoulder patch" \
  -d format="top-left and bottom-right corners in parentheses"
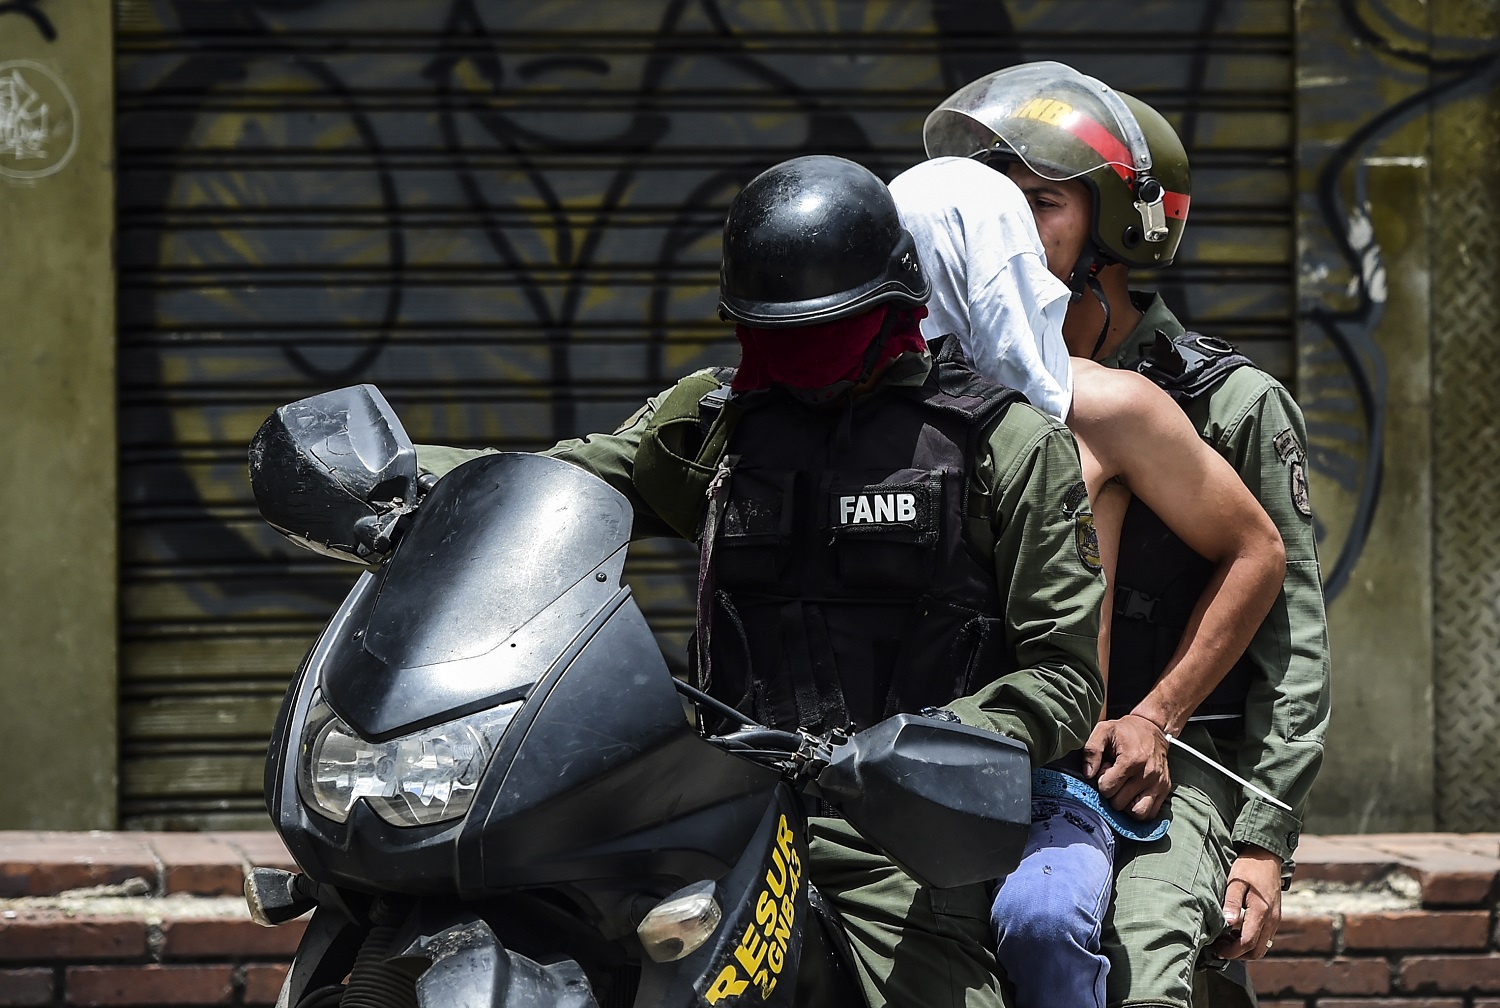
top-left (1061, 480), bottom-right (1101, 572)
top-left (1272, 427), bottom-right (1313, 518)
top-left (1273, 427), bottom-right (1302, 464)
top-left (1291, 459), bottom-right (1312, 518)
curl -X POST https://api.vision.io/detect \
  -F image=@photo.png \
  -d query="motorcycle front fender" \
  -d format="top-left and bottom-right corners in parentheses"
top-left (393, 908), bottom-right (599, 1008)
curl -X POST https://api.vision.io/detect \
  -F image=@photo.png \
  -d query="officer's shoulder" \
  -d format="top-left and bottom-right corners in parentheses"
top-left (680, 366), bottom-right (735, 388)
top-left (985, 397), bottom-right (1071, 449)
top-left (1202, 361), bottom-right (1288, 414)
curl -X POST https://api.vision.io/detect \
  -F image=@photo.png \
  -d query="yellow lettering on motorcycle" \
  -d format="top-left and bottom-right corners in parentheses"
top-left (734, 924), bottom-right (767, 975)
top-left (700, 815), bottom-right (804, 1005)
top-left (764, 848), bottom-right (787, 898)
top-left (705, 966), bottom-right (750, 1005)
top-left (755, 890), bottom-right (777, 932)
top-left (1014, 97), bottom-right (1073, 126)
top-left (776, 815), bottom-right (797, 857)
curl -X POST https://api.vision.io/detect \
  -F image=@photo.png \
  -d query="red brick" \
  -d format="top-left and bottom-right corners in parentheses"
top-left (1272, 914), bottom-right (1337, 954)
top-left (1255, 1001), bottom-right (1306, 1008)
top-left (1249, 957), bottom-right (1390, 997)
top-left (217, 835), bottom-right (295, 873)
top-left (1344, 910), bottom-right (1492, 951)
top-left (66, 965), bottom-right (233, 1006)
top-left (148, 836), bottom-right (245, 897)
top-left (160, 918), bottom-right (306, 959)
top-left (1357, 842), bottom-right (1500, 907)
top-left (0, 834), bottom-right (157, 898)
top-left (1319, 1001), bottom-right (1464, 1008)
top-left (1399, 954), bottom-right (1500, 993)
top-left (0, 914), bottom-right (147, 960)
top-left (1295, 836), bottom-right (1402, 884)
top-left (242, 965), bottom-right (288, 1006)
top-left (1319, 1000), bottom-right (1464, 1007)
top-left (1475, 1000), bottom-right (1500, 1008)
top-left (0, 969), bottom-right (55, 1007)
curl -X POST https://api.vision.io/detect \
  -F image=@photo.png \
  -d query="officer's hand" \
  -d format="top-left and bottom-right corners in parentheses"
top-left (1215, 848), bottom-right (1283, 960)
top-left (1083, 714), bottom-right (1171, 819)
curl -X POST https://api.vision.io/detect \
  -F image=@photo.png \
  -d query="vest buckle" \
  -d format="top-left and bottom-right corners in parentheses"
top-left (1115, 588), bottom-right (1161, 623)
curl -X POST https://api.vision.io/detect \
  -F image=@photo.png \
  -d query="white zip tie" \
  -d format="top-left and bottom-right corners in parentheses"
top-left (1165, 732), bottom-right (1295, 814)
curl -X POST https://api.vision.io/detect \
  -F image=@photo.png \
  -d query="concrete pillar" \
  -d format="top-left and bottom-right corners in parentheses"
top-left (1296, 0), bottom-right (1436, 832)
top-left (0, 0), bottom-right (117, 827)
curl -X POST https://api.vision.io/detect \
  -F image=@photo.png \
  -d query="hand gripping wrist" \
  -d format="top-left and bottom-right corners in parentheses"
top-left (1123, 710), bottom-right (1168, 736)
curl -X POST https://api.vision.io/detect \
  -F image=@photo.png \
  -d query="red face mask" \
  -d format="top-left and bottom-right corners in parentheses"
top-left (732, 305), bottom-right (929, 398)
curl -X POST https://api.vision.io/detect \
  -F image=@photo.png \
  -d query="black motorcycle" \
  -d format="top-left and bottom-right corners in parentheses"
top-left (244, 384), bottom-right (1032, 1008)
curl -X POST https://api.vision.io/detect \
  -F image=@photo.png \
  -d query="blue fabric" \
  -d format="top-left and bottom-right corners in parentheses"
top-left (1030, 767), bottom-right (1171, 842)
top-left (991, 794), bottom-right (1116, 1008)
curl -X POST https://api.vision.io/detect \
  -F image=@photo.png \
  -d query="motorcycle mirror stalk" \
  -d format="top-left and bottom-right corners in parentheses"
top-left (676, 678), bottom-right (1032, 890)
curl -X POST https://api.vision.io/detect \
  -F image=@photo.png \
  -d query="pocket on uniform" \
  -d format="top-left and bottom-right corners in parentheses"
top-left (1121, 784), bottom-right (1230, 898)
top-left (828, 469), bottom-right (943, 589)
top-left (715, 469), bottom-right (797, 590)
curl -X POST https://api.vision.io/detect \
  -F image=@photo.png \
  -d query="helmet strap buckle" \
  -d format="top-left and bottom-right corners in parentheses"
top-left (1133, 175), bottom-right (1170, 243)
top-left (1065, 247), bottom-right (1114, 362)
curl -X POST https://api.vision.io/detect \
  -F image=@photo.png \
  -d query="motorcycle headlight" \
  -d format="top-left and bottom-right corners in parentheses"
top-left (298, 691), bottom-right (521, 827)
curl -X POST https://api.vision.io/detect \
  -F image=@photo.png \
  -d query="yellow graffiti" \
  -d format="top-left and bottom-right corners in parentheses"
top-left (703, 815), bottom-right (802, 1005)
top-left (1014, 97), bottom-right (1073, 126)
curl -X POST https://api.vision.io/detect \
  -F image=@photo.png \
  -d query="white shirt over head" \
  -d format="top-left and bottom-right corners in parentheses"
top-left (889, 156), bottom-right (1073, 419)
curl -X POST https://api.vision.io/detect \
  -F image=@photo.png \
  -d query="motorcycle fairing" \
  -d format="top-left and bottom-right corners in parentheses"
top-left (273, 905), bottom-right (366, 1008)
top-left (459, 588), bottom-right (782, 895)
top-left (324, 452), bottom-right (634, 740)
top-left (634, 788), bottom-right (809, 1008)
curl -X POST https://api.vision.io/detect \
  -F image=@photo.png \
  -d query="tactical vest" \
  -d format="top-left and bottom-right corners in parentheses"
top-left (1108, 330), bottom-right (1257, 724)
top-left (640, 337), bottom-right (1024, 735)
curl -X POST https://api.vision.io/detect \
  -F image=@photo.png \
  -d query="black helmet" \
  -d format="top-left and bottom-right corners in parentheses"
top-left (718, 155), bottom-right (929, 328)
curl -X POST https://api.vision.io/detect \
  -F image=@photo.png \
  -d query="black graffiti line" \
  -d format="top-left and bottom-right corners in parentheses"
top-left (422, 0), bottom-right (690, 438)
top-left (1338, 0), bottom-right (1498, 71)
top-left (277, 56), bottom-right (404, 385)
top-left (1306, 53), bottom-right (1500, 599)
top-left (645, 162), bottom-right (758, 385)
top-left (1306, 312), bottom-right (1384, 600)
top-left (1315, 56), bottom-right (1500, 315)
top-left (0, 0), bottom-right (55, 41)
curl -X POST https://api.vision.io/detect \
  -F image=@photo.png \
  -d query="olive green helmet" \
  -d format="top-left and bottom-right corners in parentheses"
top-left (923, 61), bottom-right (1190, 270)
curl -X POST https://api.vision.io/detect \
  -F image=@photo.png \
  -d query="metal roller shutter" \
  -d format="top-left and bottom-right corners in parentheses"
top-left (114, 0), bottom-right (1292, 828)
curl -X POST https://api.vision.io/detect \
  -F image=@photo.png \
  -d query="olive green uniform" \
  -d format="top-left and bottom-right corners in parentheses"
top-left (420, 349), bottom-right (1106, 1008)
top-left (1097, 292), bottom-right (1332, 1008)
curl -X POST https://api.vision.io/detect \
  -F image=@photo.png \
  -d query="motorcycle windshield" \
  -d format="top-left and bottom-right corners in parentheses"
top-left (323, 452), bottom-right (634, 737)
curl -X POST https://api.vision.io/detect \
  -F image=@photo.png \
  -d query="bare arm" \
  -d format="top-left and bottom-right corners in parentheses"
top-left (1069, 362), bottom-right (1286, 815)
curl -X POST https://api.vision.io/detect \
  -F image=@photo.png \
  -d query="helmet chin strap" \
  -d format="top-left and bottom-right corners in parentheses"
top-left (1065, 246), bottom-right (1113, 361)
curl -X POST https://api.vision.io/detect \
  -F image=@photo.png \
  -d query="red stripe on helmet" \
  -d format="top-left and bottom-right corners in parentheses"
top-left (1055, 109), bottom-right (1189, 223)
top-left (1064, 111), bottom-right (1137, 182)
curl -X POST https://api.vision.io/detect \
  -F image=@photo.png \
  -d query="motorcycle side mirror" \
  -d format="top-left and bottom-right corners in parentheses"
top-left (814, 714), bottom-right (1031, 890)
top-left (249, 384), bottom-right (421, 565)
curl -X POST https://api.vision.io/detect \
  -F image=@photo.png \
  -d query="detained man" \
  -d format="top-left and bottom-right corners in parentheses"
top-left (888, 155), bottom-right (1285, 1008)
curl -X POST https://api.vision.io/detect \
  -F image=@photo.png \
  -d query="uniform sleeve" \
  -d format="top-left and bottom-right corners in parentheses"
top-left (944, 408), bottom-right (1106, 765)
top-left (1210, 378), bottom-right (1331, 864)
top-left (415, 385), bottom-right (681, 541)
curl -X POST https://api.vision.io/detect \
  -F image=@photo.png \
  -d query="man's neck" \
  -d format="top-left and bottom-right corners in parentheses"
top-left (1062, 265), bottom-right (1142, 361)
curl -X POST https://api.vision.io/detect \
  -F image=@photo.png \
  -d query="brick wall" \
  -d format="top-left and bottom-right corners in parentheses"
top-left (1252, 835), bottom-right (1500, 1007)
top-left (0, 833), bottom-right (299, 1008)
top-left (0, 832), bottom-right (1496, 1007)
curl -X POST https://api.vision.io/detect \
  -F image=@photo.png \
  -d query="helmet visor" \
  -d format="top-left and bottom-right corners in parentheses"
top-left (924, 61), bottom-right (1151, 183)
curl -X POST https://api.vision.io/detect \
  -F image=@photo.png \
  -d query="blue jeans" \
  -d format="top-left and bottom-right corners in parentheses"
top-left (990, 794), bottom-right (1115, 1008)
